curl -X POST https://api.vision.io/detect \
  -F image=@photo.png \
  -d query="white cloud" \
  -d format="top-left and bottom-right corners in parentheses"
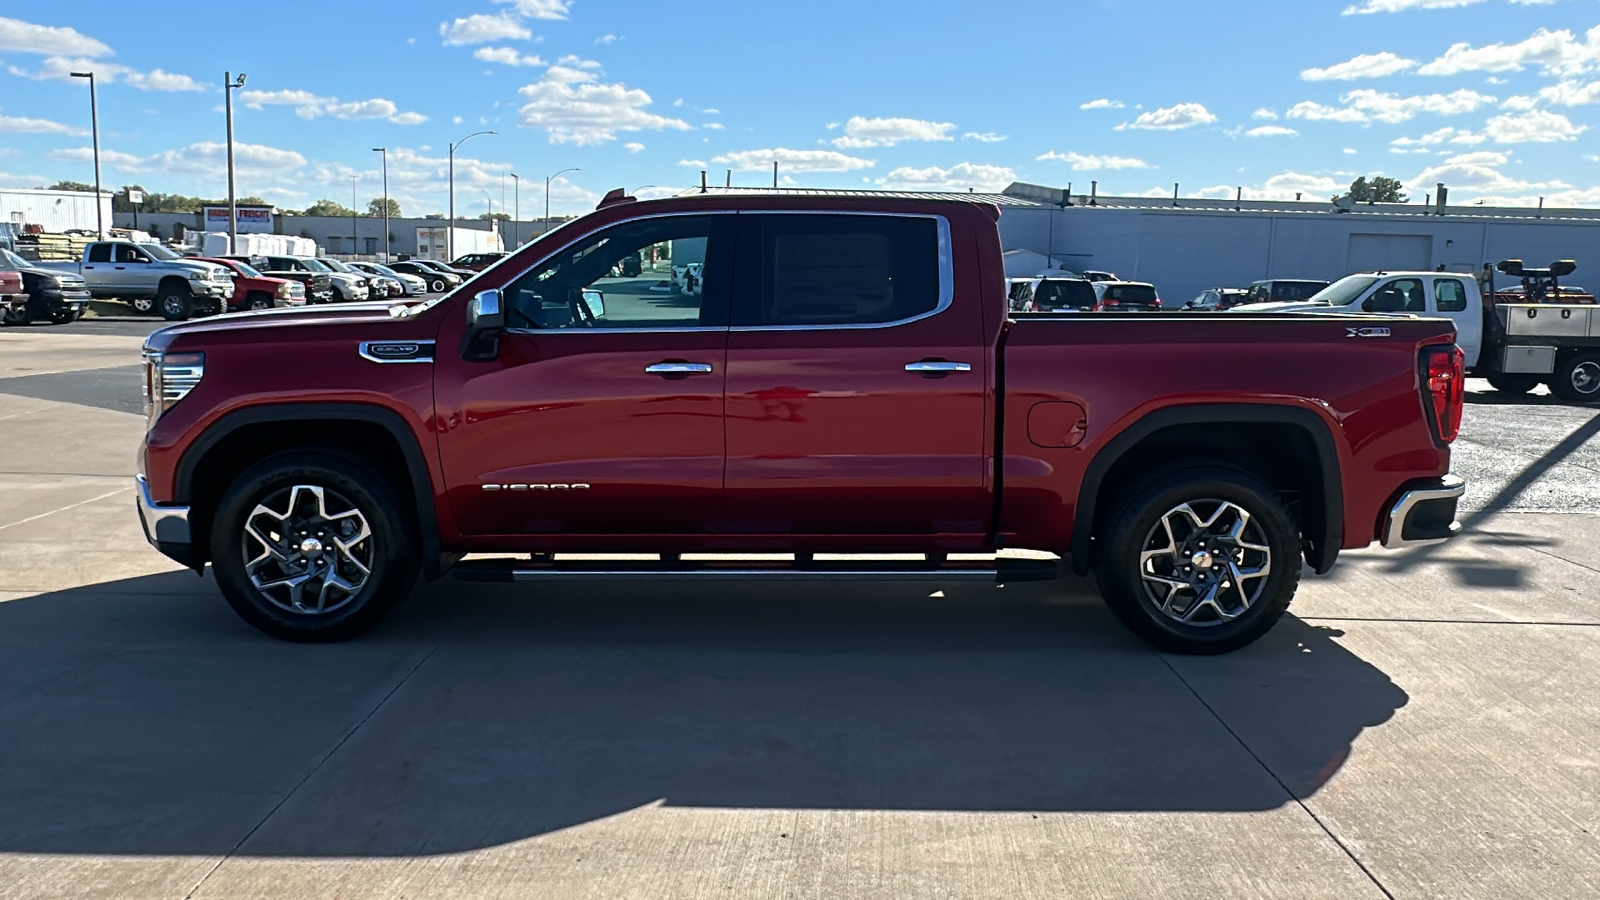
top-left (963, 131), bottom-right (1007, 142)
top-left (624, 141), bottom-right (644, 153)
top-left (1246, 125), bottom-right (1299, 137)
top-left (1286, 100), bottom-right (1369, 122)
top-left (1344, 148), bottom-right (1360, 154)
top-left (8, 56), bottom-right (205, 92)
top-left (1122, 103), bottom-right (1216, 130)
top-left (594, 33), bottom-right (620, 45)
top-left (1080, 98), bottom-right (1125, 110)
top-left (1484, 108), bottom-right (1587, 142)
top-left (1502, 79), bottom-right (1600, 110)
top-left (517, 68), bottom-right (689, 145)
top-left (0, 109), bottom-right (87, 136)
top-left (1391, 126), bottom-right (1486, 149)
top-left (678, 159), bottom-right (707, 168)
top-left (713, 148), bottom-right (875, 173)
top-left (1036, 151), bottom-right (1151, 170)
top-left (0, 16), bottom-right (110, 57)
top-left (475, 46), bottom-right (546, 66)
top-left (556, 54), bottom-right (603, 69)
top-left (1302, 51), bottom-right (1417, 80)
top-left (1344, 0), bottom-right (1482, 14)
top-left (830, 116), bottom-right (956, 148)
top-left (1418, 26), bottom-right (1600, 77)
top-left (50, 141), bottom-right (307, 177)
top-left (876, 162), bottom-right (1016, 192)
top-left (1195, 172), bottom-right (1346, 201)
top-left (1406, 150), bottom-right (1566, 201)
top-left (440, 13), bottom-right (531, 45)
top-left (494, 0), bottom-right (572, 20)
top-left (1286, 88), bottom-right (1496, 123)
top-left (1252, 108), bottom-right (1279, 120)
top-left (240, 88), bottom-right (425, 124)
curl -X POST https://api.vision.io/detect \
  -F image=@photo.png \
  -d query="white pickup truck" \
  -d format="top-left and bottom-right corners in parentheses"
top-left (36, 240), bottom-right (234, 321)
top-left (1239, 268), bottom-right (1600, 402)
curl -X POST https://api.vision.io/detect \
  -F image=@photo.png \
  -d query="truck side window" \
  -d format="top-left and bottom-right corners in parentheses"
top-left (114, 245), bottom-right (145, 264)
top-left (87, 244), bottom-right (113, 263)
top-left (737, 214), bottom-right (940, 327)
top-left (503, 215), bottom-right (727, 330)
top-left (1435, 278), bottom-right (1467, 312)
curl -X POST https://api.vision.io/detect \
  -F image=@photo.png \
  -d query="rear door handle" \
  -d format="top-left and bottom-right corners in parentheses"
top-left (645, 362), bottom-right (714, 375)
top-left (904, 361), bottom-right (972, 374)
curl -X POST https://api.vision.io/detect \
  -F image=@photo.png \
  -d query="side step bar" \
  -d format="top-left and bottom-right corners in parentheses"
top-left (453, 556), bottom-right (1060, 584)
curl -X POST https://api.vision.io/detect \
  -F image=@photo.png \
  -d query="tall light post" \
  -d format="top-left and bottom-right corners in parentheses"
top-left (510, 173), bottom-right (519, 249)
top-left (544, 167), bottom-right (579, 239)
top-left (350, 175), bottom-right (360, 257)
top-left (447, 130), bottom-right (496, 261)
top-left (372, 148), bottom-right (389, 262)
top-left (223, 72), bottom-right (247, 251)
top-left (68, 71), bottom-right (102, 237)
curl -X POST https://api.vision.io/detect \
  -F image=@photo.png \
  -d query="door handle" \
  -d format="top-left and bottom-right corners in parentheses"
top-left (645, 362), bottom-right (713, 375)
top-left (904, 360), bottom-right (972, 374)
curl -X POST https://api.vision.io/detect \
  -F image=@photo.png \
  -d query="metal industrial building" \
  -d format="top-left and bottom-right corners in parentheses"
top-left (0, 188), bottom-right (112, 235)
top-left (109, 210), bottom-right (542, 259)
top-left (995, 182), bottom-right (1600, 304)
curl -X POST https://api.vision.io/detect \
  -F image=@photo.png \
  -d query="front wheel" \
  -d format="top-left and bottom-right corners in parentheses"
top-left (47, 308), bottom-right (81, 325)
top-left (248, 293), bottom-right (273, 310)
top-left (210, 452), bottom-right (418, 642)
top-left (1550, 353), bottom-right (1600, 403)
top-left (1094, 466), bottom-right (1301, 655)
top-left (430, 278), bottom-right (447, 293)
top-left (158, 286), bottom-right (193, 321)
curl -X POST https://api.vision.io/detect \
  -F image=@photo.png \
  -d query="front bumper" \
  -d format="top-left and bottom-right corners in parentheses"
top-left (1382, 474), bottom-right (1466, 549)
top-left (136, 474), bottom-right (193, 563)
top-left (37, 288), bottom-right (91, 312)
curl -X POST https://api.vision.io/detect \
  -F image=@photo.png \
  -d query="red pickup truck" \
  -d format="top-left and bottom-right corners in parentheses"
top-left (136, 190), bottom-right (1466, 654)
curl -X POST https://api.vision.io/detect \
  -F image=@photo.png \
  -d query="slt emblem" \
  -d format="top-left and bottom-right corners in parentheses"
top-left (1346, 326), bottom-right (1392, 339)
top-left (482, 483), bottom-right (591, 491)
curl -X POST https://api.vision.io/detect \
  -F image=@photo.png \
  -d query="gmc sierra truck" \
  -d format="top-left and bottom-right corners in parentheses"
top-left (136, 190), bottom-right (1466, 654)
top-left (36, 240), bottom-right (234, 321)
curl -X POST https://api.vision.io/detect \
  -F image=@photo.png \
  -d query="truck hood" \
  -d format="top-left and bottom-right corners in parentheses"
top-left (1228, 300), bottom-right (1346, 314)
top-left (147, 301), bottom-right (407, 345)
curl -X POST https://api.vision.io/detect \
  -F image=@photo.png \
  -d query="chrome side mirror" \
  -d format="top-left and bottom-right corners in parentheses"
top-left (462, 289), bottom-right (506, 362)
top-left (581, 289), bottom-right (605, 319)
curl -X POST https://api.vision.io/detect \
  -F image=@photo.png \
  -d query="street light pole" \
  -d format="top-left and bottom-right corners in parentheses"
top-left (544, 167), bottom-right (580, 239)
top-left (222, 72), bottom-right (247, 251)
top-left (510, 173), bottom-right (519, 249)
top-left (350, 175), bottom-right (359, 258)
top-left (447, 130), bottom-right (496, 262)
top-left (68, 71), bottom-right (102, 238)
top-left (372, 147), bottom-right (388, 262)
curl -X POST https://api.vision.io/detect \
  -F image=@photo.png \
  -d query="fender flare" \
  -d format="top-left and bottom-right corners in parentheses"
top-left (1069, 403), bottom-right (1344, 576)
top-left (175, 402), bottom-right (446, 579)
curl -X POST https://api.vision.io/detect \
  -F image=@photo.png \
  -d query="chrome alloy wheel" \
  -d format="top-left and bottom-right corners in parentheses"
top-left (1138, 500), bottom-right (1272, 626)
top-left (242, 484), bottom-right (374, 615)
top-left (1572, 360), bottom-right (1600, 396)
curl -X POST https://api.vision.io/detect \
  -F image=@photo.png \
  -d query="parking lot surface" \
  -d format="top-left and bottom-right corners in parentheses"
top-left (1, 323), bottom-right (1597, 900)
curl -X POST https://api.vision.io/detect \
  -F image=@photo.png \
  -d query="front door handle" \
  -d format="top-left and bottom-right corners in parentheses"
top-left (904, 360), bottom-right (972, 375)
top-left (645, 361), bottom-right (714, 375)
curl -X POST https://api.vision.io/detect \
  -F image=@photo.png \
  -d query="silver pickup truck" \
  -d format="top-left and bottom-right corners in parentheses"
top-left (36, 240), bottom-right (234, 321)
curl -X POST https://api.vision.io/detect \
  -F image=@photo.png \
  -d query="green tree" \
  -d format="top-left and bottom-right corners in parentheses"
top-left (302, 199), bottom-right (358, 217)
top-left (1348, 176), bottom-right (1408, 204)
top-left (477, 211), bottom-right (511, 221)
top-left (368, 197), bottom-right (403, 218)
top-left (47, 180), bottom-right (95, 192)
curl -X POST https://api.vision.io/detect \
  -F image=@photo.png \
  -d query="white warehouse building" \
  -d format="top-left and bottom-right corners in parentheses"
top-left (993, 182), bottom-right (1600, 304)
top-left (0, 187), bottom-right (113, 235)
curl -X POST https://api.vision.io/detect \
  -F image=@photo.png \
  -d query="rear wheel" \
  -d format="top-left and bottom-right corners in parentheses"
top-left (210, 451), bottom-right (418, 642)
top-left (1550, 352), bottom-right (1600, 403)
top-left (2, 305), bottom-right (28, 326)
top-left (1094, 466), bottom-right (1301, 655)
top-left (128, 295), bottom-right (156, 315)
top-left (158, 285), bottom-right (193, 321)
top-left (1486, 373), bottom-right (1540, 394)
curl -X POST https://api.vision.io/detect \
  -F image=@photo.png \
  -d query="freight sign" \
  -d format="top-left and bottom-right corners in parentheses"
top-left (203, 205), bottom-right (274, 233)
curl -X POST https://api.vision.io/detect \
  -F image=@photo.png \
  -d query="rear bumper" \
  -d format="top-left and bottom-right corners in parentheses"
top-left (2, 293), bottom-right (24, 311)
top-left (136, 474), bottom-right (194, 565)
top-left (1381, 474), bottom-right (1466, 549)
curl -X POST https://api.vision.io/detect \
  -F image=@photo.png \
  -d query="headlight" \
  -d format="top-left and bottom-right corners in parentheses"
top-left (186, 270), bottom-right (206, 281)
top-left (143, 350), bottom-right (205, 423)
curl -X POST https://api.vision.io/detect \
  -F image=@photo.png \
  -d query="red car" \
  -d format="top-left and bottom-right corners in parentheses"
top-left (136, 189), bottom-right (1464, 654)
top-left (0, 264), bottom-right (24, 321)
top-left (200, 257), bottom-right (306, 310)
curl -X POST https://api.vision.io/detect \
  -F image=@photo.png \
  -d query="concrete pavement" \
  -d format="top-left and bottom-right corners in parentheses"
top-left (0, 325), bottom-right (1597, 899)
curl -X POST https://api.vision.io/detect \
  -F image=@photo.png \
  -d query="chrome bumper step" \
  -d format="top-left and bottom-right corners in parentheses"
top-left (452, 556), bottom-right (1060, 584)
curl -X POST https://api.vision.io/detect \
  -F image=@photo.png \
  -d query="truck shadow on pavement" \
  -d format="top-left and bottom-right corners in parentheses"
top-left (0, 570), bottom-right (1407, 858)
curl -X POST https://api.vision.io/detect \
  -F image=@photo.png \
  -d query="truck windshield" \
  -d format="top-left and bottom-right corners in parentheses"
top-left (320, 259), bottom-right (355, 273)
top-left (302, 259), bottom-right (332, 273)
top-left (0, 248), bottom-right (27, 269)
top-left (138, 243), bottom-right (180, 261)
top-left (1308, 275), bottom-right (1380, 307)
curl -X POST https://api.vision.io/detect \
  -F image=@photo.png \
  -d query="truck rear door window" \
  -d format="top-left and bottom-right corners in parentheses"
top-left (1434, 278), bottom-right (1467, 312)
top-left (736, 215), bottom-right (941, 327)
top-left (87, 244), bottom-right (113, 263)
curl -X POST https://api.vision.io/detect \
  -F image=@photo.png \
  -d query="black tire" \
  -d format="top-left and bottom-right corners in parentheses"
top-left (128, 295), bottom-right (156, 315)
top-left (331, 286), bottom-right (347, 303)
top-left (430, 277), bottom-right (447, 293)
top-left (158, 285), bottom-right (193, 321)
top-left (1486, 373), bottom-right (1540, 394)
top-left (1549, 352), bottom-right (1600, 403)
top-left (1093, 466), bottom-right (1301, 655)
top-left (1, 306), bottom-right (27, 326)
top-left (210, 451), bottom-right (418, 642)
top-left (47, 308), bottom-right (80, 325)
top-left (247, 292), bottom-right (273, 310)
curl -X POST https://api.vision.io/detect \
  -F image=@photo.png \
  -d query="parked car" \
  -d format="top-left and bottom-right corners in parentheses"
top-left (0, 255), bottom-right (24, 322)
top-left (387, 260), bottom-right (461, 293)
top-left (200, 258), bottom-right (306, 310)
top-left (0, 247), bottom-right (92, 325)
top-left (348, 262), bottom-right (429, 297)
top-left (1242, 279), bottom-right (1331, 305)
top-left (310, 258), bottom-right (377, 302)
top-left (417, 258), bottom-right (476, 279)
top-left (1092, 281), bottom-right (1162, 310)
top-left (1185, 288), bottom-right (1250, 311)
top-left (34, 239), bottom-right (233, 321)
top-left (224, 256), bottom-right (335, 305)
top-left (1081, 270), bottom-right (1119, 283)
top-left (450, 252), bottom-right (508, 272)
top-left (135, 190), bottom-right (1464, 655)
top-left (1008, 276), bottom-right (1097, 312)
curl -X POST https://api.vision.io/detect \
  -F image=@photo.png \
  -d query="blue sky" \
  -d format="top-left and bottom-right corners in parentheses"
top-left (3, 0), bottom-right (1600, 216)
